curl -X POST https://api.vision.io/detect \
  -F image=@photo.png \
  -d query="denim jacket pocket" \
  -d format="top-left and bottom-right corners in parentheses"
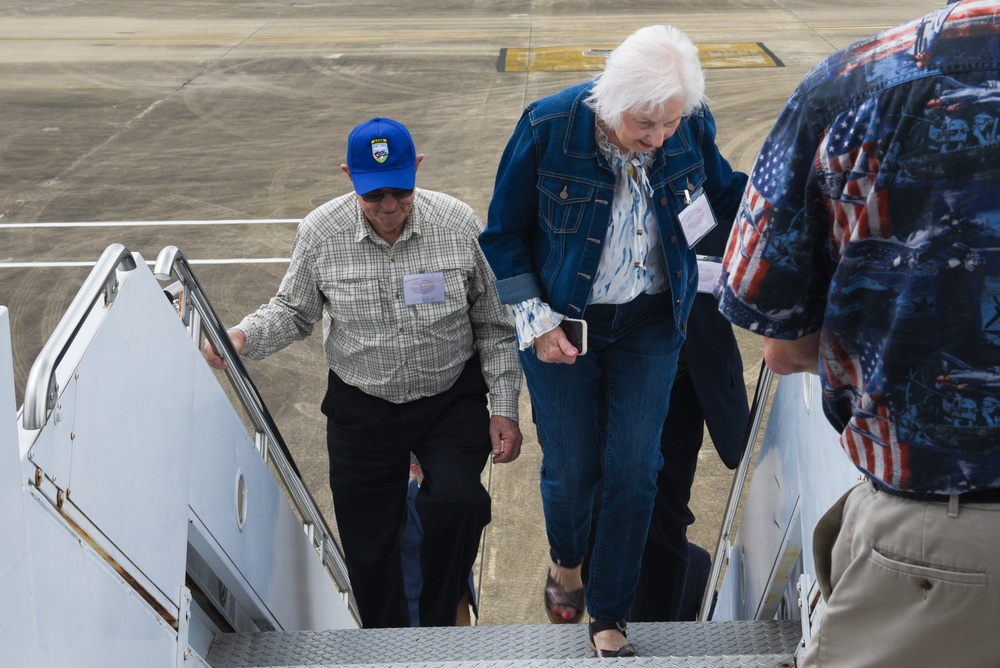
top-left (537, 176), bottom-right (594, 234)
top-left (665, 169), bottom-right (707, 208)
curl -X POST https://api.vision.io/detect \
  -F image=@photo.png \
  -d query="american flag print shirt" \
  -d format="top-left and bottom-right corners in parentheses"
top-left (718, 0), bottom-right (1000, 494)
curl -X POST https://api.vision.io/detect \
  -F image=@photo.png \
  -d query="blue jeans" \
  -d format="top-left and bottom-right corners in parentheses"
top-left (522, 291), bottom-right (683, 622)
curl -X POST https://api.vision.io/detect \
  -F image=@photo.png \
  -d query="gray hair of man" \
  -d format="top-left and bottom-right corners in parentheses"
top-left (585, 25), bottom-right (706, 132)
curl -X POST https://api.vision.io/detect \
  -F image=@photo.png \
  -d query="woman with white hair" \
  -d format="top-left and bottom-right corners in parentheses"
top-left (479, 25), bottom-right (746, 656)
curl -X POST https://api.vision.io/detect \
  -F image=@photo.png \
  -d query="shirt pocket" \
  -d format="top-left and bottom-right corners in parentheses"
top-left (409, 268), bottom-right (470, 332)
top-left (326, 278), bottom-right (384, 338)
top-left (538, 176), bottom-right (594, 234)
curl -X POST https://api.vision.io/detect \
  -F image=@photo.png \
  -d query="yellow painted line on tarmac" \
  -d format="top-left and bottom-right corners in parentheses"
top-left (499, 42), bottom-right (781, 72)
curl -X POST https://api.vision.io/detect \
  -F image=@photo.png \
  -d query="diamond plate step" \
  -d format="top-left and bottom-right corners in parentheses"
top-left (206, 620), bottom-right (800, 668)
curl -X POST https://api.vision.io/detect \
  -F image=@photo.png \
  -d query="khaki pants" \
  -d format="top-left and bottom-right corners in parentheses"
top-left (801, 482), bottom-right (1000, 668)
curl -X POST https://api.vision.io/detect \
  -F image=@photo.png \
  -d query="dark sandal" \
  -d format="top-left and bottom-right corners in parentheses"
top-left (544, 571), bottom-right (585, 624)
top-left (589, 619), bottom-right (637, 658)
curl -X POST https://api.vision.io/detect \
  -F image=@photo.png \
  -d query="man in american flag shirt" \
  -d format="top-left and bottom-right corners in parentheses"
top-left (718, 1), bottom-right (1000, 666)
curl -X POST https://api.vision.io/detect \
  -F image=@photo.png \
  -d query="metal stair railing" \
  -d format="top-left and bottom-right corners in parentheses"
top-left (153, 245), bottom-right (358, 625)
top-left (23, 244), bottom-right (138, 431)
top-left (698, 360), bottom-right (775, 621)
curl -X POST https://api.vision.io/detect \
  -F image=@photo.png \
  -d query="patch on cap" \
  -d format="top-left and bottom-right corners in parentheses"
top-left (371, 138), bottom-right (389, 163)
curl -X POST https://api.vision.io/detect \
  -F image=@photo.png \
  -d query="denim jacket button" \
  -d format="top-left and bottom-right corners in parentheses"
top-left (659, 196), bottom-right (668, 205)
top-left (670, 235), bottom-right (678, 244)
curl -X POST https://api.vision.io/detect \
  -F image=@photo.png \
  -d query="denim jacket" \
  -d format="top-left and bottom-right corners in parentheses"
top-left (480, 81), bottom-right (746, 335)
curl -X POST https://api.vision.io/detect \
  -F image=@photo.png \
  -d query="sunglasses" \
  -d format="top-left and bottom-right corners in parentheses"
top-left (361, 188), bottom-right (415, 203)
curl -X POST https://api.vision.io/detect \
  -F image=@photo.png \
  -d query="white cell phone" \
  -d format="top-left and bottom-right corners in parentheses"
top-left (560, 317), bottom-right (588, 356)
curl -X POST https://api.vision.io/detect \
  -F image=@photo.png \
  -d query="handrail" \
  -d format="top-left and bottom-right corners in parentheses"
top-left (153, 245), bottom-right (358, 625)
top-left (22, 244), bottom-right (137, 430)
top-left (698, 360), bottom-right (775, 621)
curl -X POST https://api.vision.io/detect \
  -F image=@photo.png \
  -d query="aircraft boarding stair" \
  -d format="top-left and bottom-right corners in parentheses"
top-left (205, 621), bottom-right (799, 667)
top-left (1, 243), bottom-right (855, 667)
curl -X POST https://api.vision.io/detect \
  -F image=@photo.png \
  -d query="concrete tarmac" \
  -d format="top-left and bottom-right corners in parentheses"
top-left (0, 0), bottom-right (939, 626)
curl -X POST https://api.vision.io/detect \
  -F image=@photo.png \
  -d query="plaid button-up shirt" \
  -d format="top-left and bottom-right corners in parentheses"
top-left (238, 189), bottom-right (521, 420)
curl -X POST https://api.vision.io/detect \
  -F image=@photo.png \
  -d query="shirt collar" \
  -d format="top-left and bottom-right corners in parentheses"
top-left (595, 124), bottom-right (654, 197)
top-left (595, 123), bottom-right (654, 171)
top-left (352, 193), bottom-right (422, 245)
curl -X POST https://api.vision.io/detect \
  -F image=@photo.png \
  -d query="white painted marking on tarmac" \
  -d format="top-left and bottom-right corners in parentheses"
top-left (0, 219), bottom-right (298, 267)
top-left (0, 219), bottom-right (298, 228)
top-left (0, 258), bottom-right (290, 269)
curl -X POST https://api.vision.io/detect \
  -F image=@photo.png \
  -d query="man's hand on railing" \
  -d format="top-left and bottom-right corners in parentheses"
top-left (203, 328), bottom-right (246, 370)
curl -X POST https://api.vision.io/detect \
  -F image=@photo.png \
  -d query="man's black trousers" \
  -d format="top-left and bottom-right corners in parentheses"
top-left (322, 356), bottom-right (492, 628)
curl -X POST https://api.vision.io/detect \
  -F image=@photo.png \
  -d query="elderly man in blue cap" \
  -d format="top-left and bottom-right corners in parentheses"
top-left (204, 117), bottom-right (523, 628)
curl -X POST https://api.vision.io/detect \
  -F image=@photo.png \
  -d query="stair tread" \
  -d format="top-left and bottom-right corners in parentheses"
top-left (207, 620), bottom-right (800, 668)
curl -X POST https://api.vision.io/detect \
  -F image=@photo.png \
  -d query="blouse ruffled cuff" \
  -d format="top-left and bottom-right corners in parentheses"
top-left (511, 298), bottom-right (563, 350)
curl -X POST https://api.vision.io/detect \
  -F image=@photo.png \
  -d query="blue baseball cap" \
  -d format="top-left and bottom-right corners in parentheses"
top-left (346, 117), bottom-right (417, 196)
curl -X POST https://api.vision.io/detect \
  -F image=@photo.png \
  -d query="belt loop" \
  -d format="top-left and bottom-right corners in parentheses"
top-left (948, 494), bottom-right (959, 518)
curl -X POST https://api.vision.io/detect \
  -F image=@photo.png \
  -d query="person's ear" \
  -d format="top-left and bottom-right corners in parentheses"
top-left (414, 154), bottom-right (424, 171)
top-left (341, 164), bottom-right (352, 182)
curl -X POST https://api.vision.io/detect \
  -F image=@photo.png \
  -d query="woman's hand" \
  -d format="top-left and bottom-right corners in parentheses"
top-left (533, 326), bottom-right (580, 364)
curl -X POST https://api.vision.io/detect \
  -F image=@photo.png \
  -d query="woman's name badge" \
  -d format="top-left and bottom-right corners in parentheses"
top-left (403, 272), bottom-right (446, 305)
top-left (677, 192), bottom-right (717, 246)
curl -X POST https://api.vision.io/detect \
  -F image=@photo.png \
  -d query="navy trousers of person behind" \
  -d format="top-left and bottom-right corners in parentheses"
top-left (322, 356), bottom-right (492, 628)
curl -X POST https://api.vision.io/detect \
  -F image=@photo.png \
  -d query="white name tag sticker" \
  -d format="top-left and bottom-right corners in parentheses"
top-left (403, 272), bottom-right (446, 305)
top-left (677, 192), bottom-right (717, 246)
top-left (696, 257), bottom-right (723, 294)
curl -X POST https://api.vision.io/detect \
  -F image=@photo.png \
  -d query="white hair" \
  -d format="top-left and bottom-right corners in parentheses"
top-left (585, 25), bottom-right (706, 131)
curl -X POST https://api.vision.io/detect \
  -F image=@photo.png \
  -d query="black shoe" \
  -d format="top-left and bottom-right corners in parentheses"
top-left (589, 618), bottom-right (637, 657)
